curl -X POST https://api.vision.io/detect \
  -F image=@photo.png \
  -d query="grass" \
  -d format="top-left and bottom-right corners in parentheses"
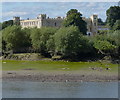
top-left (2, 60), bottom-right (118, 72)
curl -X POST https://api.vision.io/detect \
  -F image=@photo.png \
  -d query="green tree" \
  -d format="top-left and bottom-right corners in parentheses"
top-left (2, 25), bottom-right (30, 52)
top-left (30, 27), bottom-right (57, 55)
top-left (0, 30), bottom-right (7, 53)
top-left (106, 6), bottom-right (120, 29)
top-left (93, 34), bottom-right (117, 55)
top-left (112, 30), bottom-right (120, 57)
top-left (2, 20), bottom-right (13, 29)
top-left (0, 23), bottom-right (2, 30)
top-left (0, 31), bottom-right (2, 54)
top-left (30, 27), bottom-right (41, 51)
top-left (22, 28), bottom-right (32, 47)
top-left (98, 18), bottom-right (105, 25)
top-left (63, 9), bottom-right (87, 35)
top-left (113, 20), bottom-right (120, 30)
top-left (54, 26), bottom-right (91, 58)
top-left (94, 40), bottom-right (116, 53)
top-left (108, 30), bottom-right (120, 52)
top-left (46, 35), bottom-right (55, 56)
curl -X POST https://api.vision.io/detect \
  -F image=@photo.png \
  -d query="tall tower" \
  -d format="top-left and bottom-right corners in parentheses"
top-left (37, 14), bottom-right (46, 27)
top-left (13, 17), bottom-right (20, 25)
top-left (37, 14), bottom-right (46, 20)
top-left (90, 15), bottom-right (98, 36)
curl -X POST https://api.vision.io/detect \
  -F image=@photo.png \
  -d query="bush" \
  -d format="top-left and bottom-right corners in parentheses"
top-left (30, 27), bottom-right (57, 56)
top-left (93, 34), bottom-right (117, 56)
top-left (54, 26), bottom-right (93, 58)
top-left (98, 30), bottom-right (108, 35)
top-left (113, 20), bottom-right (120, 30)
top-left (46, 35), bottom-right (55, 56)
top-left (2, 25), bottom-right (31, 53)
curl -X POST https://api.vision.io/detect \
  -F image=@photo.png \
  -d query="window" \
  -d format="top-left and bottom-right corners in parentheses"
top-left (55, 22), bottom-right (56, 26)
top-left (90, 27), bottom-right (92, 32)
top-left (94, 23), bottom-right (96, 26)
top-left (36, 22), bottom-right (38, 25)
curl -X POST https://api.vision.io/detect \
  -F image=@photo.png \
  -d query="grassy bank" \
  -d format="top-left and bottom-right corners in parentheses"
top-left (2, 60), bottom-right (118, 82)
top-left (2, 60), bottom-right (118, 72)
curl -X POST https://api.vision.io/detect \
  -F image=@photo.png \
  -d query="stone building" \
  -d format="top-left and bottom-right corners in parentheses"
top-left (83, 15), bottom-right (98, 36)
top-left (13, 14), bottom-right (98, 36)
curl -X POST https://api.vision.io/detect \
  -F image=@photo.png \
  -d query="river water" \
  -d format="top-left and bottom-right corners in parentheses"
top-left (2, 81), bottom-right (118, 98)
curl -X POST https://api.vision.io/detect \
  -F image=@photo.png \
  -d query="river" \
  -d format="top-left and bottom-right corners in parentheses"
top-left (2, 81), bottom-right (118, 98)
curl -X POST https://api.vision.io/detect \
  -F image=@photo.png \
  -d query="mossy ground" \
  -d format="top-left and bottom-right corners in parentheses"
top-left (2, 60), bottom-right (118, 73)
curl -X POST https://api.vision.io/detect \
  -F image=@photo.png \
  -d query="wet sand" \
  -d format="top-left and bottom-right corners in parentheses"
top-left (2, 70), bottom-right (119, 82)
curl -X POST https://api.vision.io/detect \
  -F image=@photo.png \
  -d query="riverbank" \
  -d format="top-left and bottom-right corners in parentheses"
top-left (2, 53), bottom-right (119, 63)
top-left (2, 70), bottom-right (118, 82)
top-left (2, 60), bottom-right (119, 82)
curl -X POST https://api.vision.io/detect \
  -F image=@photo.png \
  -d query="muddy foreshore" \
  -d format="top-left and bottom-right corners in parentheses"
top-left (2, 71), bottom-right (119, 82)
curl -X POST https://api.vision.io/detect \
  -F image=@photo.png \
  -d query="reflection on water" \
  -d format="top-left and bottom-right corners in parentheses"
top-left (2, 81), bottom-right (118, 98)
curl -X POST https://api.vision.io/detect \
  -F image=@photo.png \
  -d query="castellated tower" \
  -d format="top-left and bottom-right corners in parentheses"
top-left (37, 14), bottom-right (47, 27)
top-left (90, 15), bottom-right (98, 36)
top-left (13, 17), bottom-right (20, 25)
top-left (37, 14), bottom-right (46, 20)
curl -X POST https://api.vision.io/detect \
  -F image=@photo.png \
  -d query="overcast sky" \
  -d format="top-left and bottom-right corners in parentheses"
top-left (1, 2), bottom-right (118, 22)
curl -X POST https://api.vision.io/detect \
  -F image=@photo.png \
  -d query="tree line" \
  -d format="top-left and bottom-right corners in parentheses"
top-left (1, 7), bottom-right (120, 61)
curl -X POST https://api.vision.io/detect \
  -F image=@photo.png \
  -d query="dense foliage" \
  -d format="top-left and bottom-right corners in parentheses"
top-left (2, 20), bottom-right (13, 29)
top-left (113, 20), bottom-right (120, 30)
top-left (30, 27), bottom-right (57, 56)
top-left (1, 25), bottom-right (119, 60)
top-left (2, 25), bottom-right (31, 53)
top-left (106, 6), bottom-right (120, 29)
top-left (98, 18), bottom-right (105, 26)
top-left (63, 9), bottom-right (87, 35)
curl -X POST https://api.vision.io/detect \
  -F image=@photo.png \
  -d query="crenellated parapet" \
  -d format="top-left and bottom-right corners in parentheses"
top-left (13, 14), bottom-right (98, 36)
top-left (13, 16), bottom-right (20, 25)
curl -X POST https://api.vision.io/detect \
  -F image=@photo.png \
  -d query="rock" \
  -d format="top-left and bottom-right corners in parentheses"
top-left (7, 72), bottom-right (12, 74)
top-left (27, 74), bottom-right (31, 76)
top-left (106, 68), bottom-right (111, 70)
top-left (80, 80), bottom-right (83, 82)
top-left (91, 67), bottom-right (96, 70)
top-left (82, 75), bottom-right (85, 77)
top-left (65, 80), bottom-right (68, 82)
top-left (23, 68), bottom-right (35, 70)
top-left (62, 68), bottom-right (69, 70)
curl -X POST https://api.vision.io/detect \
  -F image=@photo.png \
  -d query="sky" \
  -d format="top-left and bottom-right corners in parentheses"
top-left (1, 2), bottom-right (118, 22)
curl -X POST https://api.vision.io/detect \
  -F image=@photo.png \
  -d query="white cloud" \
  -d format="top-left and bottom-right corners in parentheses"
top-left (2, 11), bottom-right (28, 17)
top-left (86, 2), bottom-right (96, 7)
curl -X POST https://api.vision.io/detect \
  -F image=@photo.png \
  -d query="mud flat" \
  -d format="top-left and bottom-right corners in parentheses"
top-left (2, 70), bottom-right (118, 82)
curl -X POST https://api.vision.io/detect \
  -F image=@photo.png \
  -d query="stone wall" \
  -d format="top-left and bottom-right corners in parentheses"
top-left (20, 19), bottom-right (41, 28)
top-left (43, 18), bottom-right (63, 27)
top-left (13, 14), bottom-right (98, 35)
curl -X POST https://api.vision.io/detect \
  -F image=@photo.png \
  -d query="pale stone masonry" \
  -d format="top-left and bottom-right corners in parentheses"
top-left (13, 14), bottom-right (98, 36)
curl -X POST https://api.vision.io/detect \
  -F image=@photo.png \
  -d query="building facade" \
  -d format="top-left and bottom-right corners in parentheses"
top-left (13, 14), bottom-right (98, 36)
